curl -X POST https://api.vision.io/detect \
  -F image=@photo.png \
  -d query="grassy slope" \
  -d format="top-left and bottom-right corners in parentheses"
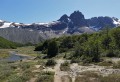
top-left (0, 36), bottom-right (18, 49)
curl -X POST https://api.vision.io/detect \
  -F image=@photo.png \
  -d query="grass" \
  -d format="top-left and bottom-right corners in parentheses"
top-left (76, 71), bottom-right (120, 82)
top-left (113, 61), bottom-right (120, 69)
top-left (0, 46), bottom-right (53, 82)
top-left (75, 71), bottom-right (100, 82)
top-left (7, 69), bottom-right (35, 82)
top-left (0, 49), bottom-right (11, 58)
top-left (16, 46), bottom-right (40, 57)
top-left (60, 61), bottom-right (70, 71)
top-left (0, 59), bottom-right (37, 82)
top-left (0, 61), bottom-right (16, 82)
top-left (78, 71), bottom-right (100, 78)
top-left (61, 75), bottom-right (72, 82)
top-left (0, 46), bottom-right (40, 58)
top-left (97, 60), bottom-right (113, 66)
top-left (35, 71), bottom-right (55, 82)
top-left (99, 74), bottom-right (120, 82)
top-left (75, 76), bottom-right (99, 82)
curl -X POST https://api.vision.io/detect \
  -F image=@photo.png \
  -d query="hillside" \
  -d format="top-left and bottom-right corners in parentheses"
top-left (0, 36), bottom-right (20, 49)
top-left (0, 27), bottom-right (120, 82)
top-left (35, 26), bottom-right (120, 62)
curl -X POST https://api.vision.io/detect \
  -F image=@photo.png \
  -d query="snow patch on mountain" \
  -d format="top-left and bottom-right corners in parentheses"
top-left (113, 19), bottom-right (120, 25)
top-left (62, 27), bottom-right (68, 34)
top-left (0, 22), bottom-right (12, 28)
top-left (0, 20), bottom-right (4, 22)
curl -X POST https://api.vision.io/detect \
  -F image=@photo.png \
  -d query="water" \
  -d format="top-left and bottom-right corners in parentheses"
top-left (0, 52), bottom-right (31, 62)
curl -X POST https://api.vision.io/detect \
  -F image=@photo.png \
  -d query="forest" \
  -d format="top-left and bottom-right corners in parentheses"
top-left (35, 27), bottom-right (120, 63)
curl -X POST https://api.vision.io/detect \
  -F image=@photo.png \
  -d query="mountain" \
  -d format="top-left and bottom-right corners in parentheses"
top-left (0, 11), bottom-right (120, 44)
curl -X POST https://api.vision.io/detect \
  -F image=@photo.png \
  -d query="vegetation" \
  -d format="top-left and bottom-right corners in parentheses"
top-left (99, 74), bottom-right (120, 82)
top-left (1, 26), bottom-right (120, 82)
top-left (47, 40), bottom-right (59, 58)
top-left (76, 71), bottom-right (120, 82)
top-left (61, 75), bottom-right (72, 82)
top-left (97, 60), bottom-right (113, 66)
top-left (113, 61), bottom-right (120, 69)
top-left (60, 61), bottom-right (70, 71)
top-left (45, 59), bottom-right (56, 67)
top-left (35, 71), bottom-right (54, 82)
top-left (35, 27), bottom-right (120, 63)
top-left (0, 36), bottom-right (22, 49)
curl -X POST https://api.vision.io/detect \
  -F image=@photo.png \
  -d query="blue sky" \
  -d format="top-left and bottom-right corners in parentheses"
top-left (0, 0), bottom-right (119, 23)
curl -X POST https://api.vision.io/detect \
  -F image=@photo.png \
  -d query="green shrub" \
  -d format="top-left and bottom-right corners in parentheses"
top-left (45, 59), bottom-right (56, 67)
top-left (39, 71), bottom-right (55, 76)
top-left (106, 50), bottom-right (116, 57)
top-left (71, 58), bottom-right (81, 63)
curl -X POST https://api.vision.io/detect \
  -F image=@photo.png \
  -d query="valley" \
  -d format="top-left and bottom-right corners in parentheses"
top-left (0, 46), bottom-right (120, 82)
top-left (0, 0), bottom-right (120, 82)
top-left (1, 26), bottom-right (120, 82)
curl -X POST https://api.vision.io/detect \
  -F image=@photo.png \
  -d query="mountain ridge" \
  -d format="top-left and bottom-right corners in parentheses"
top-left (0, 11), bottom-right (120, 44)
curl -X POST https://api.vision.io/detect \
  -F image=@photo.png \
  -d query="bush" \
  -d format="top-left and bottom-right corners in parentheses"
top-left (47, 40), bottom-right (59, 58)
top-left (71, 58), bottom-right (81, 63)
top-left (45, 59), bottom-right (56, 67)
top-left (106, 50), bottom-right (116, 57)
top-left (60, 61), bottom-right (70, 71)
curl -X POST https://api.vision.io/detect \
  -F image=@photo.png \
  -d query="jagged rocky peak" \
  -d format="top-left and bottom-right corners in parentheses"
top-left (69, 10), bottom-right (87, 27)
top-left (87, 16), bottom-right (118, 31)
top-left (70, 11), bottom-right (85, 20)
top-left (58, 14), bottom-right (69, 23)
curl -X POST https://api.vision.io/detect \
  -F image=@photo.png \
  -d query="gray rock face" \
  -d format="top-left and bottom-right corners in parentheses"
top-left (0, 28), bottom-right (44, 44)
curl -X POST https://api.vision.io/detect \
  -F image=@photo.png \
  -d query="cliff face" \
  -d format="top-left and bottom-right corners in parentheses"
top-left (0, 28), bottom-right (44, 44)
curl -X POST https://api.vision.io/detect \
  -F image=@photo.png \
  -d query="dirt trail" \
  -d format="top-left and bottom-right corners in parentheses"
top-left (54, 59), bottom-right (65, 82)
top-left (30, 58), bottom-right (120, 82)
top-left (28, 77), bottom-right (37, 82)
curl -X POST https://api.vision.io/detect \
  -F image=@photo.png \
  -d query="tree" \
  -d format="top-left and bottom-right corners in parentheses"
top-left (60, 36), bottom-right (73, 49)
top-left (111, 27), bottom-right (120, 49)
top-left (101, 27), bottom-right (113, 50)
top-left (73, 41), bottom-right (84, 57)
top-left (47, 40), bottom-right (59, 58)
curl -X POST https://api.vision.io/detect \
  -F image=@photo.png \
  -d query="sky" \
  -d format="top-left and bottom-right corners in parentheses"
top-left (0, 0), bottom-right (119, 23)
